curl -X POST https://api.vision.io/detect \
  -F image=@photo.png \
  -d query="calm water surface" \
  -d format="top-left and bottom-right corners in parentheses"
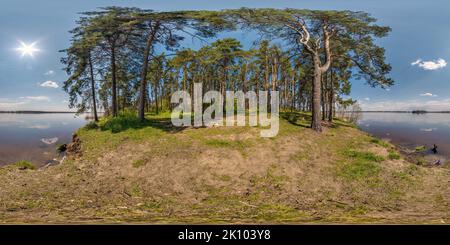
top-left (358, 112), bottom-right (450, 157)
top-left (0, 113), bottom-right (88, 167)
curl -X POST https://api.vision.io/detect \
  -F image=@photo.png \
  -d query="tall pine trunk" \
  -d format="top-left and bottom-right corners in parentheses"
top-left (328, 70), bottom-right (334, 122)
top-left (311, 55), bottom-right (322, 132)
top-left (138, 22), bottom-right (160, 122)
top-left (88, 53), bottom-right (98, 122)
top-left (111, 42), bottom-right (118, 117)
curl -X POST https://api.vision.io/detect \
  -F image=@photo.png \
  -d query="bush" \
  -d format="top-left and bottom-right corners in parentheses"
top-left (14, 160), bottom-right (36, 170)
top-left (101, 111), bottom-right (143, 133)
top-left (388, 150), bottom-right (401, 160)
top-left (84, 121), bottom-right (99, 130)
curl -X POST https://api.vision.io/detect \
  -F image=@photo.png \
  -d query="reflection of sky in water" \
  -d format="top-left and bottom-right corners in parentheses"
top-left (357, 113), bottom-right (450, 157)
top-left (0, 113), bottom-right (88, 166)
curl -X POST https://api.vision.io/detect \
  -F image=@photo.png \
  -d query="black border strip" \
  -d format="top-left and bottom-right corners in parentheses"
top-left (0, 225), bottom-right (448, 243)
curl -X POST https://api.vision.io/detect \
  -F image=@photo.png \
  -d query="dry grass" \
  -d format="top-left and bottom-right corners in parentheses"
top-left (0, 112), bottom-right (448, 224)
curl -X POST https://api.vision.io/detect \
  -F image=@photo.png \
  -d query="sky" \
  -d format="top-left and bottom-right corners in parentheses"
top-left (0, 0), bottom-right (450, 111)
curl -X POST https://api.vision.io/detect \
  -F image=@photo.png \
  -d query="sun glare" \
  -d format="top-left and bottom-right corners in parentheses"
top-left (16, 41), bottom-right (40, 57)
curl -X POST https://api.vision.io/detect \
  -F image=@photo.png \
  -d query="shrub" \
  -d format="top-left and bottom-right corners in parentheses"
top-left (84, 121), bottom-right (99, 130)
top-left (101, 111), bottom-right (143, 133)
top-left (388, 150), bottom-right (401, 160)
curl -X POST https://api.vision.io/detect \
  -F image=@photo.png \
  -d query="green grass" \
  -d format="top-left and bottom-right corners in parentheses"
top-left (415, 145), bottom-right (426, 152)
top-left (388, 150), bottom-right (401, 160)
top-left (339, 150), bottom-right (384, 180)
top-left (370, 138), bottom-right (390, 148)
top-left (340, 161), bottom-right (381, 180)
top-left (344, 150), bottom-right (384, 162)
top-left (77, 112), bottom-right (168, 160)
top-left (132, 159), bottom-right (146, 168)
top-left (204, 139), bottom-right (247, 150)
top-left (14, 160), bottom-right (36, 170)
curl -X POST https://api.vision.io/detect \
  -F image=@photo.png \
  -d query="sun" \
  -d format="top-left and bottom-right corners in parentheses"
top-left (16, 41), bottom-right (40, 57)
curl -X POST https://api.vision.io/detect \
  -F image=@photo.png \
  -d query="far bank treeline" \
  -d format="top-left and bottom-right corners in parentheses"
top-left (61, 7), bottom-right (393, 132)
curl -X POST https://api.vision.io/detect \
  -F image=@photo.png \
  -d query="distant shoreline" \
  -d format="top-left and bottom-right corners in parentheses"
top-left (2, 110), bottom-right (450, 114)
top-left (0, 111), bottom-right (77, 114)
top-left (359, 111), bottom-right (450, 113)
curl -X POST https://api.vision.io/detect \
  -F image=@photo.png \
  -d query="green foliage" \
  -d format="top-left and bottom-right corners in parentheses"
top-left (340, 160), bottom-right (381, 180)
top-left (61, 7), bottom-right (393, 129)
top-left (388, 150), bottom-right (401, 160)
top-left (415, 145), bottom-right (426, 152)
top-left (339, 150), bottom-right (383, 180)
top-left (14, 161), bottom-right (36, 170)
top-left (101, 111), bottom-right (144, 133)
top-left (344, 150), bottom-right (384, 162)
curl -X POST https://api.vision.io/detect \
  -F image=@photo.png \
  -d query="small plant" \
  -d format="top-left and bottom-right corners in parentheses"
top-left (415, 145), bottom-right (426, 152)
top-left (14, 160), bottom-right (36, 170)
top-left (132, 159), bottom-right (146, 168)
top-left (388, 150), bottom-right (401, 160)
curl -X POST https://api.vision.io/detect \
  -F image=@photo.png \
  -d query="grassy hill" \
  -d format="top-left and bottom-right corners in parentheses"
top-left (0, 112), bottom-right (448, 223)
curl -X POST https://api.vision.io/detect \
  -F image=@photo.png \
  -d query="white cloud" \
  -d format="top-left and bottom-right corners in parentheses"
top-left (420, 92), bottom-right (437, 97)
top-left (20, 96), bottom-right (50, 102)
top-left (411, 59), bottom-right (421, 66)
top-left (411, 58), bottom-right (447, 70)
top-left (364, 97), bottom-right (370, 101)
top-left (44, 70), bottom-right (55, 76)
top-left (40, 80), bottom-right (59, 88)
top-left (360, 98), bottom-right (450, 111)
top-left (0, 101), bottom-right (27, 110)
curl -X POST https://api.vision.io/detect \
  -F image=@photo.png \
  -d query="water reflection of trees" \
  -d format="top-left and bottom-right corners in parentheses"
top-left (336, 103), bottom-right (362, 123)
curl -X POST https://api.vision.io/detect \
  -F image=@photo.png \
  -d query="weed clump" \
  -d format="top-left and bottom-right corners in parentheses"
top-left (14, 161), bottom-right (36, 170)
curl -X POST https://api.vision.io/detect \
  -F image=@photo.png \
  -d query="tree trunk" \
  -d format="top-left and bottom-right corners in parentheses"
top-left (138, 22), bottom-right (160, 122)
top-left (155, 81), bottom-right (159, 114)
top-left (111, 42), bottom-right (118, 117)
top-left (311, 56), bottom-right (322, 132)
top-left (328, 70), bottom-right (334, 122)
top-left (321, 74), bottom-right (326, 121)
top-left (88, 53), bottom-right (98, 122)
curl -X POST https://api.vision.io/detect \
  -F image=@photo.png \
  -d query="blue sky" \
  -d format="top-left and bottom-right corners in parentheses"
top-left (0, 0), bottom-right (449, 111)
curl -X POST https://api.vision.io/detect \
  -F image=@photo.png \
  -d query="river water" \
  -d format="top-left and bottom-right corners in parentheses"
top-left (0, 113), bottom-right (88, 167)
top-left (357, 112), bottom-right (450, 158)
